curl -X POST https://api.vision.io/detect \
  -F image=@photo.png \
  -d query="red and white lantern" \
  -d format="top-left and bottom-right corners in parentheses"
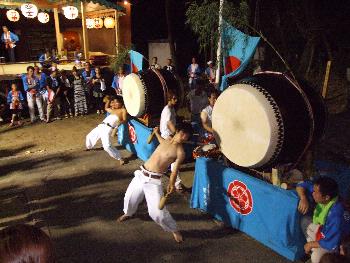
top-left (93, 18), bottom-right (103, 29)
top-left (38, 12), bottom-right (50, 24)
top-left (6, 10), bottom-right (20, 22)
top-left (21, 3), bottom-right (38, 18)
top-left (63, 6), bottom-right (79, 20)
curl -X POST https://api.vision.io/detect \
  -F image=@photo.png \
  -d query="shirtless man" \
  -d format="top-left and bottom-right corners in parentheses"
top-left (86, 96), bottom-right (127, 165)
top-left (117, 122), bottom-right (193, 242)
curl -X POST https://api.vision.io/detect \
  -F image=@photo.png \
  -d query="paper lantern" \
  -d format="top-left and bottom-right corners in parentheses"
top-left (21, 3), bottom-right (38, 18)
top-left (86, 18), bottom-right (94, 29)
top-left (6, 10), bottom-right (20, 22)
top-left (93, 18), bottom-right (103, 29)
top-left (38, 12), bottom-right (50, 23)
top-left (63, 6), bottom-right (79, 20)
top-left (104, 17), bottom-right (115, 29)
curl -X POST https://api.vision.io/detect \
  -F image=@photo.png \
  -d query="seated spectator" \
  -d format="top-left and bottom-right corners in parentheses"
top-left (7, 82), bottom-right (24, 127)
top-left (39, 48), bottom-right (58, 69)
top-left (0, 224), bottom-right (54, 263)
top-left (296, 177), bottom-right (349, 263)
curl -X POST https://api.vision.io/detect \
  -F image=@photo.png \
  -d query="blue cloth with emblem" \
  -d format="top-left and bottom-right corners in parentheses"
top-left (117, 119), bottom-right (158, 161)
top-left (190, 157), bottom-right (305, 261)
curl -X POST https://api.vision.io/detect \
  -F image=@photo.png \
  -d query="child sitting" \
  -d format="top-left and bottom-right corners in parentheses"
top-left (7, 83), bottom-right (24, 127)
top-left (296, 177), bottom-right (349, 263)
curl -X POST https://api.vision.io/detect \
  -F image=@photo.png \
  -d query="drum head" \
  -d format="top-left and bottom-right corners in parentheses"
top-left (213, 84), bottom-right (283, 168)
top-left (123, 73), bottom-right (146, 117)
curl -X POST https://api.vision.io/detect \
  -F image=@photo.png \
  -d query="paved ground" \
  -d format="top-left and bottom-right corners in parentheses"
top-left (5, 112), bottom-right (349, 262)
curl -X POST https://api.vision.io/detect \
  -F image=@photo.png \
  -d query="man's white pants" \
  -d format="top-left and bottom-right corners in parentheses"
top-left (301, 216), bottom-right (331, 263)
top-left (86, 124), bottom-right (122, 160)
top-left (27, 92), bottom-right (45, 122)
top-left (123, 170), bottom-right (177, 232)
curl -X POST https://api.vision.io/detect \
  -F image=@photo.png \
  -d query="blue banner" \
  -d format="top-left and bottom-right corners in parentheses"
top-left (191, 157), bottom-right (305, 261)
top-left (220, 21), bottom-right (260, 91)
top-left (129, 50), bottom-right (144, 73)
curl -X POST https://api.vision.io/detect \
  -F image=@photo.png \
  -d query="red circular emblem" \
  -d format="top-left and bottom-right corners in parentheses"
top-left (128, 123), bottom-right (137, 144)
top-left (227, 180), bottom-right (253, 215)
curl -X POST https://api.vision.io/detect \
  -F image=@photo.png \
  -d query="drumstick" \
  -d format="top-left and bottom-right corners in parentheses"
top-left (147, 130), bottom-right (156, 144)
top-left (159, 192), bottom-right (170, 210)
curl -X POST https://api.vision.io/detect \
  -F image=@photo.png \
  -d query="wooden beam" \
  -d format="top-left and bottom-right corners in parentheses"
top-left (81, 1), bottom-right (90, 61)
top-left (115, 10), bottom-right (119, 54)
top-left (53, 8), bottom-right (63, 56)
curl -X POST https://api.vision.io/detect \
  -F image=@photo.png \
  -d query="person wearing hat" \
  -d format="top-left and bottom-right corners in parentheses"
top-left (205, 61), bottom-right (216, 86)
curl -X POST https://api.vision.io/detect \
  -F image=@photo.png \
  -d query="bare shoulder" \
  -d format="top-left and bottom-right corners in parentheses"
top-left (176, 144), bottom-right (186, 158)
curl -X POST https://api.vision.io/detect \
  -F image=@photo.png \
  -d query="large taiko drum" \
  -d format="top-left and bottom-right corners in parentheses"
top-left (123, 69), bottom-right (182, 117)
top-left (213, 71), bottom-right (326, 169)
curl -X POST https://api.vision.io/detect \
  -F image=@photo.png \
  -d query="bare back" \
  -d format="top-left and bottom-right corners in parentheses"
top-left (144, 140), bottom-right (185, 174)
top-left (109, 108), bottom-right (127, 123)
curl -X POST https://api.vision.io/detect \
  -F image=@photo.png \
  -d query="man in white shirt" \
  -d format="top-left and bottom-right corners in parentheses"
top-left (201, 89), bottom-right (220, 142)
top-left (149, 56), bottom-right (161, 70)
top-left (160, 90), bottom-right (183, 191)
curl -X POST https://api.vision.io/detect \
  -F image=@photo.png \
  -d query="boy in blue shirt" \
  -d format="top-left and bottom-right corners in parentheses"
top-left (296, 177), bottom-right (350, 263)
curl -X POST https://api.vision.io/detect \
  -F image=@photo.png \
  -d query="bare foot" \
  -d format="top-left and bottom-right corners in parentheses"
top-left (117, 214), bottom-right (131, 222)
top-left (172, 231), bottom-right (183, 243)
top-left (119, 158), bottom-right (125, 165)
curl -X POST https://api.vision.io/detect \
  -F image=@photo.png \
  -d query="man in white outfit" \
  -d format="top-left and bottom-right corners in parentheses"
top-left (117, 123), bottom-right (193, 243)
top-left (160, 90), bottom-right (183, 191)
top-left (86, 96), bottom-right (127, 165)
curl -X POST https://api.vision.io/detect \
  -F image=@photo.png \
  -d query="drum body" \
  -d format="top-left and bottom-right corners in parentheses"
top-left (123, 69), bottom-right (181, 118)
top-left (212, 71), bottom-right (326, 169)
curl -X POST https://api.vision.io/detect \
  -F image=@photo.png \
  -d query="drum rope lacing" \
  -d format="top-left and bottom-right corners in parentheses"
top-left (137, 72), bottom-right (149, 114)
top-left (240, 80), bottom-right (285, 168)
top-left (151, 69), bottom-right (169, 105)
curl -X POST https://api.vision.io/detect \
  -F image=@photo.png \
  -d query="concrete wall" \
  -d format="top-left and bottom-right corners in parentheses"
top-left (148, 41), bottom-right (171, 68)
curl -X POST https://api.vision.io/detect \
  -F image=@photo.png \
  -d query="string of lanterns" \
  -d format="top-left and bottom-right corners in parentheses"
top-left (5, 3), bottom-right (116, 29)
top-left (5, 4), bottom-right (81, 23)
top-left (86, 17), bottom-right (116, 29)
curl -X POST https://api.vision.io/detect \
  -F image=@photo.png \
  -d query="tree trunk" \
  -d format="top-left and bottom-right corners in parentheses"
top-left (165, 0), bottom-right (177, 68)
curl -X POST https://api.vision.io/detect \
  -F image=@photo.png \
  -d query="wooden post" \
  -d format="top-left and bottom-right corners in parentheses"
top-left (53, 8), bottom-right (63, 56)
top-left (115, 10), bottom-right (119, 54)
top-left (81, 1), bottom-right (89, 61)
top-left (322, 61), bottom-right (332, 98)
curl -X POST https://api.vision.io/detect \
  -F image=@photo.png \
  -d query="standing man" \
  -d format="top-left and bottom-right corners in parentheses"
top-left (1, 26), bottom-right (19, 62)
top-left (187, 57), bottom-right (201, 90)
top-left (163, 58), bottom-right (175, 73)
top-left (160, 90), bottom-right (183, 191)
top-left (205, 61), bottom-right (216, 86)
top-left (22, 66), bottom-right (45, 123)
top-left (118, 123), bottom-right (193, 243)
top-left (149, 56), bottom-right (161, 70)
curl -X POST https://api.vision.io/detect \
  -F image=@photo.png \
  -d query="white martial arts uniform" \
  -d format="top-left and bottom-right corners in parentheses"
top-left (86, 114), bottom-right (122, 160)
top-left (123, 166), bottom-right (177, 232)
